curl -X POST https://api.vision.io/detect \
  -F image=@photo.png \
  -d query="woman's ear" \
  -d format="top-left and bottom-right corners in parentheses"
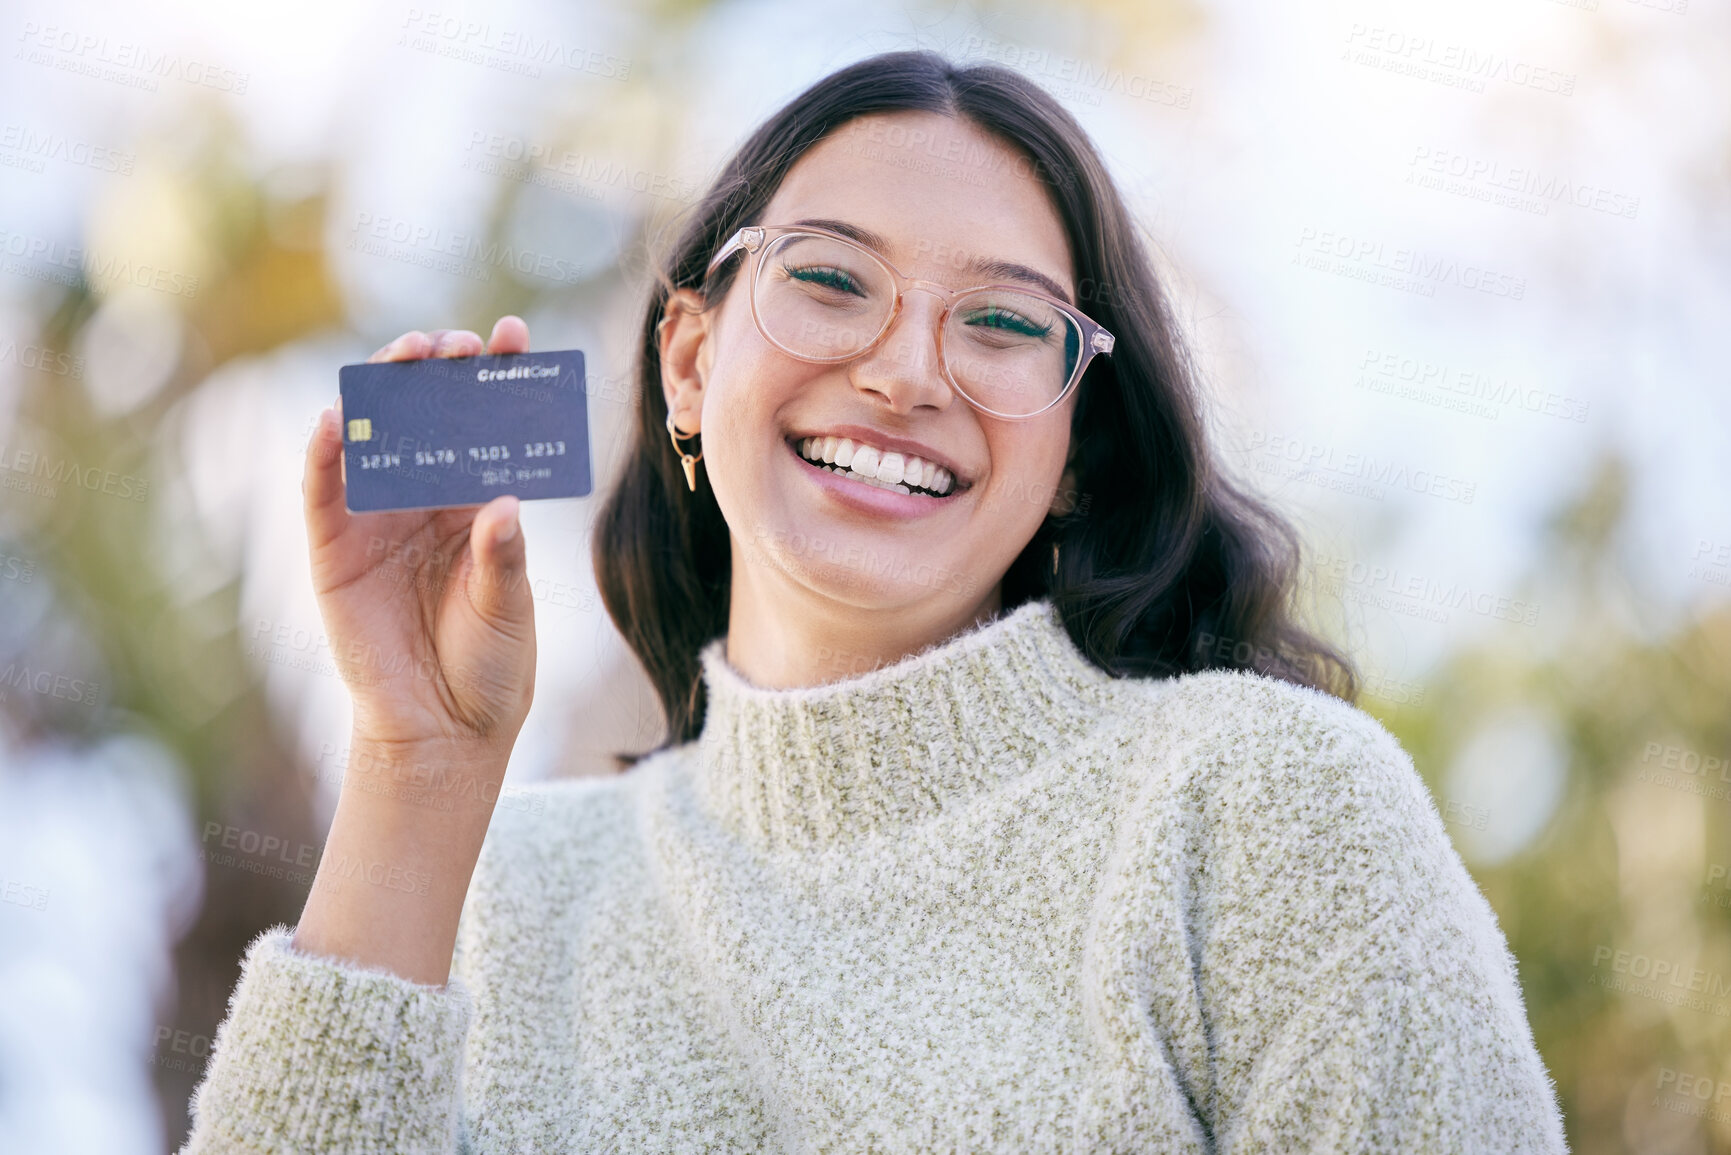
top-left (659, 288), bottom-right (711, 433)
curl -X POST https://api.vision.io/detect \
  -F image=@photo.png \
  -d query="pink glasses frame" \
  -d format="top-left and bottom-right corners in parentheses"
top-left (703, 223), bottom-right (1116, 421)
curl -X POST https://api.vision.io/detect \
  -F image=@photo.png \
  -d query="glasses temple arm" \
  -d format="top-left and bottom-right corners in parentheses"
top-left (704, 226), bottom-right (770, 277)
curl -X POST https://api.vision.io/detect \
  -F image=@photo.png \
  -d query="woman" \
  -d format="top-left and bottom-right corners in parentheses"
top-left (181, 51), bottom-right (1568, 1153)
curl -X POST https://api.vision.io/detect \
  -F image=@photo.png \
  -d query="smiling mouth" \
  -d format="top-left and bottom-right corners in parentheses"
top-left (785, 435), bottom-right (968, 498)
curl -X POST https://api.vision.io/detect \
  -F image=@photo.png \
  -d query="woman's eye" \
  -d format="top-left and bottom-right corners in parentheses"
top-left (787, 265), bottom-right (863, 295)
top-left (966, 307), bottom-right (1051, 338)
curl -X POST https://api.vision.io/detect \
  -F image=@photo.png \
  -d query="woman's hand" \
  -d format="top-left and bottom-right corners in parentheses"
top-left (302, 317), bottom-right (538, 764)
top-left (292, 317), bottom-right (539, 986)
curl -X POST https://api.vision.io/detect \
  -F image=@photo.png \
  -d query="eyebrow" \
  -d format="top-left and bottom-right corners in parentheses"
top-left (791, 217), bottom-right (1075, 306)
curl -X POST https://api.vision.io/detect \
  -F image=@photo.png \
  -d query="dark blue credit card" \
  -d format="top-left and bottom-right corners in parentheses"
top-left (338, 349), bottom-right (592, 513)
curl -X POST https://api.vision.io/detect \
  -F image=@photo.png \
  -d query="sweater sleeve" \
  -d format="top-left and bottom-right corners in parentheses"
top-left (176, 923), bottom-right (473, 1154)
top-left (1179, 678), bottom-right (1569, 1154)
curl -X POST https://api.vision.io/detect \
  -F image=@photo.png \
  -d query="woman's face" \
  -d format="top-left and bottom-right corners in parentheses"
top-left (663, 110), bottom-right (1081, 620)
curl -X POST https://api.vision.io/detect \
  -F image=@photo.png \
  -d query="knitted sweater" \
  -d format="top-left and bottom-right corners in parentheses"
top-left (179, 597), bottom-right (1569, 1153)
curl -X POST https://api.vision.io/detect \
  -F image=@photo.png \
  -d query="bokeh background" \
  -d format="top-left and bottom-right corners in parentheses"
top-left (0, 0), bottom-right (1727, 1150)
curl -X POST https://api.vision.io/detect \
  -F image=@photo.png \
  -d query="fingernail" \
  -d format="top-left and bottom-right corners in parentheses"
top-left (494, 502), bottom-right (519, 544)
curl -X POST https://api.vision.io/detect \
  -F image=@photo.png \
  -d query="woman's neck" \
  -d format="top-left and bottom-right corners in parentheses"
top-left (721, 555), bottom-right (1005, 690)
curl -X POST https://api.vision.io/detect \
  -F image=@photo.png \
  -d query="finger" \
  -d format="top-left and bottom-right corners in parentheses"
top-left (303, 398), bottom-right (350, 553)
top-left (367, 331), bottom-right (433, 363)
top-left (465, 495), bottom-right (530, 628)
top-left (485, 316), bottom-right (530, 355)
top-left (432, 330), bottom-right (484, 358)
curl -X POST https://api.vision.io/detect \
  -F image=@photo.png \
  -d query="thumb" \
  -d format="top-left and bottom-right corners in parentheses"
top-left (465, 496), bottom-right (531, 628)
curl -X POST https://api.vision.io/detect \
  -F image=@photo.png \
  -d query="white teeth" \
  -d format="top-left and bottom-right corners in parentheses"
top-left (792, 435), bottom-right (961, 496)
top-left (849, 470), bottom-right (908, 494)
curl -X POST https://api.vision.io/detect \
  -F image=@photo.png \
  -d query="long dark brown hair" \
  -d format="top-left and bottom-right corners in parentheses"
top-left (593, 50), bottom-right (1357, 768)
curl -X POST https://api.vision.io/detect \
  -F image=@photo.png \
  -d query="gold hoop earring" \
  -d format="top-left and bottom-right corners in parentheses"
top-left (1051, 541), bottom-right (1060, 577)
top-left (666, 411), bottom-right (703, 492)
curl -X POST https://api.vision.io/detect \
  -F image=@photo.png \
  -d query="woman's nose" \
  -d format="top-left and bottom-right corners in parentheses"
top-left (847, 293), bottom-right (954, 413)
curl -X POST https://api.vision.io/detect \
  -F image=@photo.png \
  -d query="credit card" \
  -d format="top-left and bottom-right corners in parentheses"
top-left (338, 348), bottom-right (592, 513)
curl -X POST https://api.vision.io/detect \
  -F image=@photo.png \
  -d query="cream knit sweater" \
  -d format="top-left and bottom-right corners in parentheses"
top-left (179, 597), bottom-right (1569, 1153)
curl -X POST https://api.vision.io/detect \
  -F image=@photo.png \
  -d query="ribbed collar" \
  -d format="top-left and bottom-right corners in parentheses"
top-left (692, 598), bottom-right (1118, 853)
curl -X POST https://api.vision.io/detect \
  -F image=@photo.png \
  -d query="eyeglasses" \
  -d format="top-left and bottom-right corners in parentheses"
top-left (702, 223), bottom-right (1115, 420)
